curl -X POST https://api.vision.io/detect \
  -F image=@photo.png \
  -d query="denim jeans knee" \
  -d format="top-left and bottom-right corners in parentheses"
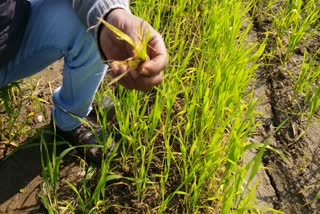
top-left (0, 0), bottom-right (107, 131)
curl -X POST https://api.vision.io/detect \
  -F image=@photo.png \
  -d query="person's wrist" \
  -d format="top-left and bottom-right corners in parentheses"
top-left (105, 8), bottom-right (130, 23)
top-left (98, 8), bottom-right (129, 62)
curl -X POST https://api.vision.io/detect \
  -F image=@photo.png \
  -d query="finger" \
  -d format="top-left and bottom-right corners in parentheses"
top-left (110, 63), bottom-right (128, 77)
top-left (109, 63), bottom-right (120, 77)
top-left (118, 73), bottom-right (134, 89)
top-left (149, 71), bottom-right (164, 86)
top-left (127, 67), bottom-right (140, 80)
top-left (139, 72), bottom-right (164, 91)
top-left (118, 65), bottom-right (136, 89)
top-left (139, 33), bottom-right (168, 77)
top-left (119, 78), bottom-right (132, 89)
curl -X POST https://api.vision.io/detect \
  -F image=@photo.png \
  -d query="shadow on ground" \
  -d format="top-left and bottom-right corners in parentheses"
top-left (0, 126), bottom-right (54, 214)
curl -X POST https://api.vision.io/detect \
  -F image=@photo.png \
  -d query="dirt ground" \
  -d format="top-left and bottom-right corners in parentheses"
top-left (0, 16), bottom-right (320, 214)
top-left (0, 61), bottom-right (63, 213)
top-left (251, 9), bottom-right (320, 212)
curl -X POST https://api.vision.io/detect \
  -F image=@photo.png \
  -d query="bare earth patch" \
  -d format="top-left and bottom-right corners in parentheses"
top-left (0, 60), bottom-right (69, 213)
top-left (250, 7), bottom-right (320, 212)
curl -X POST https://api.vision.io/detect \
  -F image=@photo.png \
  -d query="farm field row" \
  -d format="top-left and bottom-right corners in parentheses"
top-left (0, 0), bottom-right (319, 213)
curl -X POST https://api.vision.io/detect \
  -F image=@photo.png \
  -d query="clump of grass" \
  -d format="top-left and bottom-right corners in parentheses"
top-left (37, 0), bottom-right (285, 213)
top-left (96, 0), bottom-right (269, 212)
top-left (293, 50), bottom-right (320, 122)
top-left (266, 0), bottom-right (320, 121)
top-left (0, 82), bottom-right (28, 147)
top-left (254, 0), bottom-right (320, 129)
top-left (270, 0), bottom-right (319, 60)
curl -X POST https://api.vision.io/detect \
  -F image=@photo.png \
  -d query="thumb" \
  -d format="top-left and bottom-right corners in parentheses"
top-left (139, 54), bottom-right (168, 77)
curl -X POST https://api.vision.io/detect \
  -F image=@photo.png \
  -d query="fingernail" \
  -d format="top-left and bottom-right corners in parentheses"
top-left (110, 63), bottom-right (118, 71)
top-left (119, 64), bottom-right (127, 72)
top-left (141, 68), bottom-right (147, 75)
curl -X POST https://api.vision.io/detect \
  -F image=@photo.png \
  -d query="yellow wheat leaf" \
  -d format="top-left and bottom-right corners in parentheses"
top-left (98, 18), bottom-right (135, 47)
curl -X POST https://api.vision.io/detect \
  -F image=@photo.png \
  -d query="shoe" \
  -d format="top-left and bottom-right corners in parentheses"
top-left (51, 121), bottom-right (116, 164)
top-left (88, 94), bottom-right (116, 122)
top-left (51, 96), bottom-right (117, 164)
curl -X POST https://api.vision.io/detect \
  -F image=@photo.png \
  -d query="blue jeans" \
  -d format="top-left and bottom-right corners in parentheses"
top-left (0, 0), bottom-right (107, 131)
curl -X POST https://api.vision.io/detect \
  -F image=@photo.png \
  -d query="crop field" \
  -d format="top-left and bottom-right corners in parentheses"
top-left (0, 0), bottom-right (319, 213)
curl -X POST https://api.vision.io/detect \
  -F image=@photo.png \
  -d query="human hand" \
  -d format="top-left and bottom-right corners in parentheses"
top-left (99, 9), bottom-right (168, 91)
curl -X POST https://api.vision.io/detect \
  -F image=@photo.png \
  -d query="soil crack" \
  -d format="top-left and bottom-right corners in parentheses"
top-left (249, 2), bottom-right (320, 212)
